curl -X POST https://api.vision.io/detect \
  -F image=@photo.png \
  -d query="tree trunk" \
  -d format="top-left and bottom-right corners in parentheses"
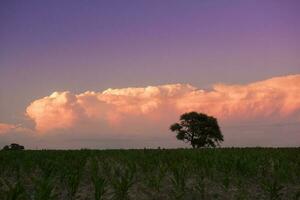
top-left (191, 141), bottom-right (195, 148)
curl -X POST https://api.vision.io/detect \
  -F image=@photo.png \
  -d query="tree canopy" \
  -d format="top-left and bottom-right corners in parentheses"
top-left (2, 143), bottom-right (25, 150)
top-left (170, 112), bottom-right (223, 148)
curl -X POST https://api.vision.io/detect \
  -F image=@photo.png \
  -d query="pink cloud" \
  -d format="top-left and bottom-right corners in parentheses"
top-left (176, 75), bottom-right (300, 121)
top-left (25, 74), bottom-right (300, 133)
top-left (0, 123), bottom-right (16, 134)
top-left (0, 123), bottom-right (32, 134)
top-left (25, 91), bottom-right (85, 132)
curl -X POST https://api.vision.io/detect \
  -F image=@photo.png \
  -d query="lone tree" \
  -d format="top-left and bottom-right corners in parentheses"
top-left (170, 112), bottom-right (223, 148)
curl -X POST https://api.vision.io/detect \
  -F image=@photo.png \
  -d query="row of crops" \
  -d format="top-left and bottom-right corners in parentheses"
top-left (0, 148), bottom-right (299, 199)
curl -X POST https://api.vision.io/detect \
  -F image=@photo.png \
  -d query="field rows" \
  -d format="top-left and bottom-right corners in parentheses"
top-left (0, 148), bottom-right (299, 200)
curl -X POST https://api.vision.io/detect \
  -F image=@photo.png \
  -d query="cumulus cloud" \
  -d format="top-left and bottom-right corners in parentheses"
top-left (176, 75), bottom-right (300, 121)
top-left (26, 91), bottom-right (86, 132)
top-left (26, 74), bottom-right (300, 133)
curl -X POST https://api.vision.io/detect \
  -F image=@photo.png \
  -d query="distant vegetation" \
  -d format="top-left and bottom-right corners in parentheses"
top-left (170, 112), bottom-right (223, 148)
top-left (0, 148), bottom-right (299, 199)
top-left (2, 143), bottom-right (24, 151)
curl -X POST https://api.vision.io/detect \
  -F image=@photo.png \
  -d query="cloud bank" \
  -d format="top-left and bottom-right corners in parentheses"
top-left (25, 74), bottom-right (300, 134)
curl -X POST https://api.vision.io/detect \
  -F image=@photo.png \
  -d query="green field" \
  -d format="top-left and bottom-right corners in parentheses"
top-left (0, 148), bottom-right (299, 200)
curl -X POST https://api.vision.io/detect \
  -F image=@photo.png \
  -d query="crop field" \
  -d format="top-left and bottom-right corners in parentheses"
top-left (0, 148), bottom-right (299, 200)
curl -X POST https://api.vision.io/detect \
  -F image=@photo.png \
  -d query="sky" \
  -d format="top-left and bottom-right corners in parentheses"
top-left (0, 0), bottom-right (300, 149)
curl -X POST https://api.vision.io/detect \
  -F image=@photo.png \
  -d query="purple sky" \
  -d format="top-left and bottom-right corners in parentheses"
top-left (0, 0), bottom-right (300, 148)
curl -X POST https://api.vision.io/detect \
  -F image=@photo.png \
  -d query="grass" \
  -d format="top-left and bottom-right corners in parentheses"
top-left (0, 148), bottom-right (299, 199)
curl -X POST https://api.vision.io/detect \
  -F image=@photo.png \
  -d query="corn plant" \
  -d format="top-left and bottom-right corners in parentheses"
top-left (64, 169), bottom-right (82, 200)
top-left (234, 178), bottom-right (249, 200)
top-left (142, 163), bottom-right (167, 199)
top-left (91, 158), bottom-right (108, 200)
top-left (32, 176), bottom-right (57, 200)
top-left (100, 158), bottom-right (113, 180)
top-left (170, 165), bottom-right (188, 200)
top-left (0, 178), bottom-right (28, 200)
top-left (64, 157), bottom-right (86, 200)
top-left (221, 173), bottom-right (231, 192)
top-left (111, 165), bottom-right (135, 200)
top-left (194, 170), bottom-right (206, 200)
top-left (261, 178), bottom-right (284, 200)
